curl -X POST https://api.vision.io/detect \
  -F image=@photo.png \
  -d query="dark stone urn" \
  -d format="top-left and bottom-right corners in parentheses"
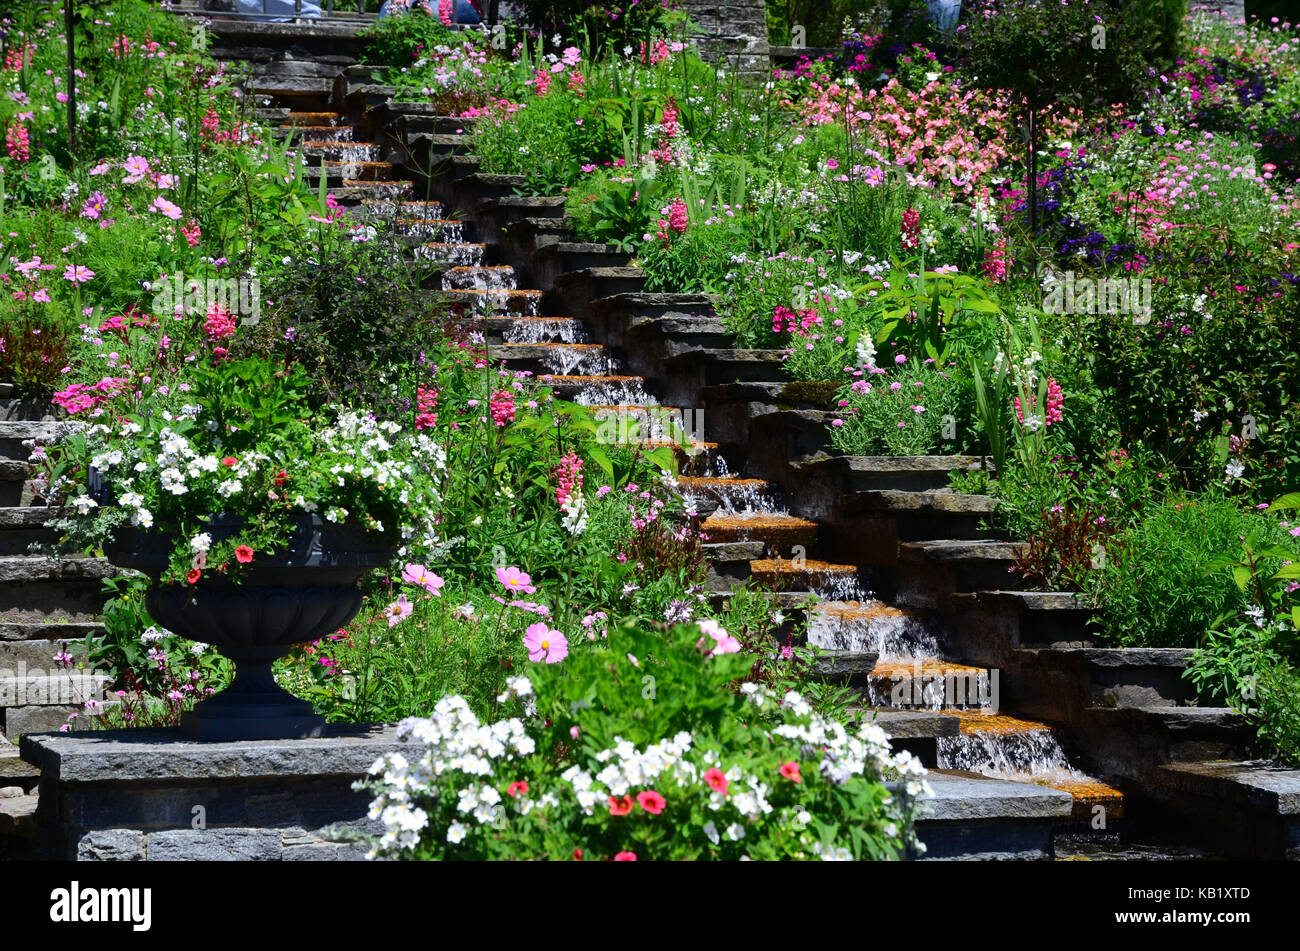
top-left (104, 515), bottom-right (392, 741)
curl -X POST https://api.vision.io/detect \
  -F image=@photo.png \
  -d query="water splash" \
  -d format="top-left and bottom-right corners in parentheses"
top-left (416, 243), bottom-right (483, 266)
top-left (505, 319), bottom-right (587, 344)
top-left (442, 266), bottom-right (516, 292)
top-left (938, 731), bottom-right (1085, 781)
top-left (541, 346), bottom-right (613, 376)
top-left (573, 380), bottom-right (655, 405)
top-left (807, 601), bottom-right (941, 659)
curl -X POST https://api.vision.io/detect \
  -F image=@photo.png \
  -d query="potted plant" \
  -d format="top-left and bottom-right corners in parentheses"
top-left (57, 340), bottom-right (444, 740)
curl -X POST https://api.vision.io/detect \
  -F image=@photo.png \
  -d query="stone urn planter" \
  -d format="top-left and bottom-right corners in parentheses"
top-left (104, 514), bottom-right (393, 741)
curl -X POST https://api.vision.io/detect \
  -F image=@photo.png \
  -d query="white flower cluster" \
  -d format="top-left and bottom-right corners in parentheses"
top-left (362, 692), bottom-right (536, 856)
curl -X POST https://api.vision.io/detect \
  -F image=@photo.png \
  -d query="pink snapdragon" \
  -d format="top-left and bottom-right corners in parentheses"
top-left (555, 450), bottom-right (584, 507)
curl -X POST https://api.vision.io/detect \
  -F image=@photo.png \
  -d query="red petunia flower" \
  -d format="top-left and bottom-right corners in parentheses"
top-left (636, 790), bottom-right (666, 815)
top-left (234, 545), bottom-right (254, 564)
top-left (779, 761), bottom-right (802, 783)
top-left (608, 795), bottom-right (634, 816)
top-left (273, 469), bottom-right (287, 485)
top-left (221, 456), bottom-right (237, 467)
top-left (703, 767), bottom-right (729, 795)
top-left (186, 568), bottom-right (201, 585)
top-left (506, 781), bottom-right (528, 798)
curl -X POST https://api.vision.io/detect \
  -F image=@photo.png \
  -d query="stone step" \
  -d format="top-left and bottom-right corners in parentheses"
top-left (434, 288), bottom-right (541, 314)
top-left (914, 770), bottom-right (1072, 860)
top-left (675, 477), bottom-right (771, 517)
top-left (0, 420), bottom-right (80, 462)
top-left (0, 621), bottom-right (103, 643)
top-left (666, 347), bottom-right (787, 384)
top-left (360, 198), bottom-right (444, 217)
top-left (951, 589), bottom-right (1096, 647)
top-left (807, 649), bottom-right (879, 687)
top-left (413, 242), bottom-right (485, 266)
top-left (384, 218), bottom-right (470, 241)
top-left (298, 141), bottom-right (380, 161)
top-left (487, 316), bottom-right (585, 344)
top-left (794, 454), bottom-right (991, 493)
top-left (546, 378), bottom-right (652, 404)
top-left (0, 638), bottom-right (90, 670)
top-left (807, 600), bottom-right (937, 655)
top-left (0, 507), bottom-right (58, 555)
top-left (441, 264), bottom-right (516, 289)
top-left (897, 539), bottom-right (1026, 598)
top-left (702, 540), bottom-right (764, 591)
top-left (748, 557), bottom-right (857, 591)
top-left (0, 790), bottom-right (38, 842)
top-left (273, 124), bottom-right (356, 142)
top-left (0, 672), bottom-right (111, 707)
top-left (869, 659), bottom-right (994, 711)
top-left (326, 181), bottom-right (414, 203)
top-left (302, 160), bottom-right (396, 183)
top-left (856, 707), bottom-right (961, 767)
top-left (1152, 760), bottom-right (1300, 860)
top-left (699, 513), bottom-right (817, 552)
top-left (489, 343), bottom-right (610, 376)
top-left (837, 489), bottom-right (1004, 543)
top-left (0, 556), bottom-right (116, 622)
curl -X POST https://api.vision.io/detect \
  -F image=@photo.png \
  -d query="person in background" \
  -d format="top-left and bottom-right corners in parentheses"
top-left (378, 0), bottom-right (482, 24)
top-left (231, 0), bottom-right (324, 19)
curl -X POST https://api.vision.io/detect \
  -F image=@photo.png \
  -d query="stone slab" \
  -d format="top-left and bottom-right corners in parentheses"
top-left (1159, 761), bottom-right (1300, 817)
top-left (21, 723), bottom-right (404, 782)
top-left (921, 770), bottom-right (1073, 821)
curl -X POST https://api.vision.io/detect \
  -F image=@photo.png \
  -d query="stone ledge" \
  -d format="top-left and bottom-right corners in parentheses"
top-left (21, 723), bottom-right (404, 783)
top-left (921, 770), bottom-right (1073, 821)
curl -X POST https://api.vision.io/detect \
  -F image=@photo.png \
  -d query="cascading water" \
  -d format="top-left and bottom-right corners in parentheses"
top-left (505, 319), bottom-right (587, 344)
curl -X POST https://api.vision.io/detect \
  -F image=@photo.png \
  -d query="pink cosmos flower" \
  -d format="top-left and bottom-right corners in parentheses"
top-left (402, 562), bottom-right (445, 596)
top-left (385, 595), bottom-right (413, 627)
top-left (523, 621), bottom-right (568, 663)
top-left (122, 156), bottom-right (151, 184)
top-left (62, 265), bottom-right (94, 284)
top-left (150, 196), bottom-right (183, 220)
top-left (496, 565), bottom-right (536, 594)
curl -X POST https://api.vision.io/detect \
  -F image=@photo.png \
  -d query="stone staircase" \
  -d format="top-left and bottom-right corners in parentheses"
top-left (0, 395), bottom-right (113, 746)
top-left (10, 14), bottom-right (1296, 860)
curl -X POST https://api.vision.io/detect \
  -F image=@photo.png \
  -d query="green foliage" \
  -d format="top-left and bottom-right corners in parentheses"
top-left (359, 618), bottom-right (928, 861)
top-left (360, 9), bottom-right (459, 67)
top-left (1093, 490), bottom-right (1289, 647)
top-left (1185, 497), bottom-right (1300, 764)
top-left (831, 358), bottom-right (975, 455)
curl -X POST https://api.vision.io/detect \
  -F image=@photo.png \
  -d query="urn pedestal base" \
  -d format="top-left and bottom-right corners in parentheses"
top-left (180, 658), bottom-right (324, 741)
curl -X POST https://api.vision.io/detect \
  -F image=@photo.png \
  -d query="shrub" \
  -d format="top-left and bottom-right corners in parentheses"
top-left (357, 618), bottom-right (931, 860)
top-left (1093, 490), bottom-right (1288, 647)
top-left (360, 9), bottom-right (460, 67)
top-left (830, 358), bottom-right (975, 455)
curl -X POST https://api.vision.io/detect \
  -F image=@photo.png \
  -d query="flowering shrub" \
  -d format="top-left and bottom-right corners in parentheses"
top-left (830, 358), bottom-right (973, 455)
top-left (359, 619), bottom-right (930, 860)
top-left (55, 351), bottom-right (444, 585)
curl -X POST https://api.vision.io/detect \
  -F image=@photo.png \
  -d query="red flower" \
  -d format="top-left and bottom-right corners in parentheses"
top-left (506, 781), bottom-right (528, 798)
top-left (703, 767), bottom-right (729, 795)
top-left (636, 790), bottom-right (666, 815)
top-left (273, 469), bottom-right (287, 485)
top-left (572, 848), bottom-right (583, 860)
top-left (221, 456), bottom-right (237, 467)
top-left (779, 761), bottom-right (802, 783)
top-left (234, 545), bottom-right (254, 564)
top-left (613, 851), bottom-right (637, 861)
top-left (608, 795), bottom-right (634, 816)
top-left (186, 568), bottom-right (201, 585)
